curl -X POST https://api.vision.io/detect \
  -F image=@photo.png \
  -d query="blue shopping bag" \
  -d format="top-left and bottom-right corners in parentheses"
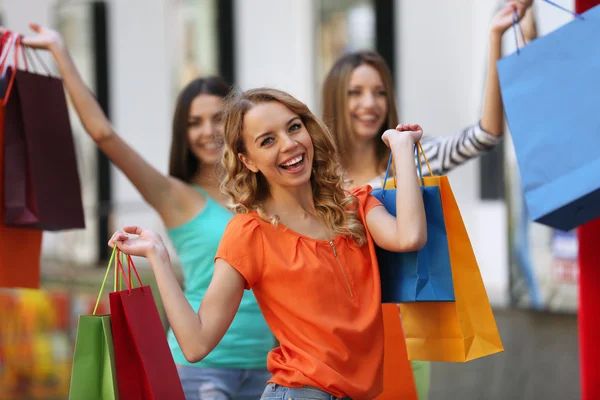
top-left (372, 143), bottom-right (454, 303)
top-left (497, 3), bottom-right (600, 231)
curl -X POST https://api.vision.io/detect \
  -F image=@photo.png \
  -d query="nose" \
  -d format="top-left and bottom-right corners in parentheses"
top-left (195, 121), bottom-right (216, 139)
top-left (280, 132), bottom-right (297, 152)
top-left (360, 92), bottom-right (376, 108)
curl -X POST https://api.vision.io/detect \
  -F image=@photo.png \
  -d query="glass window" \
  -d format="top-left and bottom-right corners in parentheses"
top-left (315, 0), bottom-right (375, 104)
top-left (173, 0), bottom-right (219, 90)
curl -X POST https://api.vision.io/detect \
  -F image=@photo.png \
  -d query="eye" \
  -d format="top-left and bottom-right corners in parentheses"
top-left (348, 90), bottom-right (361, 96)
top-left (187, 119), bottom-right (201, 128)
top-left (212, 113), bottom-right (223, 124)
top-left (376, 90), bottom-right (387, 97)
top-left (289, 123), bottom-right (302, 132)
top-left (260, 137), bottom-right (274, 146)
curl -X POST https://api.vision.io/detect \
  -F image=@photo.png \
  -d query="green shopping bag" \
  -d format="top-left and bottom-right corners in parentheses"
top-left (68, 248), bottom-right (121, 400)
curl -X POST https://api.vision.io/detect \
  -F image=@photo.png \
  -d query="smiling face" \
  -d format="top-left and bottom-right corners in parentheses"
top-left (347, 63), bottom-right (389, 142)
top-left (238, 101), bottom-right (314, 191)
top-left (186, 94), bottom-right (225, 165)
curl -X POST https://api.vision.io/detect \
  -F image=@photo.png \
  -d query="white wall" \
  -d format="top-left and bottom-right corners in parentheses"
top-left (234, 0), bottom-right (316, 109)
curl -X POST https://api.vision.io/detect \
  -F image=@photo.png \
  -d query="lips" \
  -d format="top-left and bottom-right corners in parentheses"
top-left (196, 141), bottom-right (220, 152)
top-left (356, 114), bottom-right (379, 122)
top-left (279, 154), bottom-right (305, 170)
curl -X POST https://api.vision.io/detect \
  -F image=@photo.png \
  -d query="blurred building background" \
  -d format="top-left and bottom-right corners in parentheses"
top-left (0, 0), bottom-right (581, 399)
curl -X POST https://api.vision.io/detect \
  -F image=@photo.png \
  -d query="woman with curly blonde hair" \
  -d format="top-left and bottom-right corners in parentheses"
top-left (108, 87), bottom-right (427, 400)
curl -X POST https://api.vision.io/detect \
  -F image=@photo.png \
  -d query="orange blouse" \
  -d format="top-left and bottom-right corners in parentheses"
top-left (215, 186), bottom-right (385, 400)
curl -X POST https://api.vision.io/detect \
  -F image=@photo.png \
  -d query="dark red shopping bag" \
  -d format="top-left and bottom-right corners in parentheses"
top-left (110, 250), bottom-right (185, 399)
top-left (2, 35), bottom-right (84, 230)
top-left (0, 32), bottom-right (42, 288)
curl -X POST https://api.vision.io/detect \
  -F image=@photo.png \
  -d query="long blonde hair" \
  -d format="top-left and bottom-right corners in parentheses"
top-left (322, 51), bottom-right (399, 173)
top-left (220, 88), bottom-right (367, 246)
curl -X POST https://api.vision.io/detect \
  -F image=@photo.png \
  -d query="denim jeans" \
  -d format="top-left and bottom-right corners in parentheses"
top-left (260, 383), bottom-right (352, 400)
top-left (177, 365), bottom-right (271, 400)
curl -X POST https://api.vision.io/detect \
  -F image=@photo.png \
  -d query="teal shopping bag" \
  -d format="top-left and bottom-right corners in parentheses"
top-left (497, 2), bottom-right (600, 231)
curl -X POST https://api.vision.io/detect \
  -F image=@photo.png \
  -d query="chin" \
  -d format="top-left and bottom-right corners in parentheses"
top-left (353, 128), bottom-right (381, 141)
top-left (193, 150), bottom-right (222, 166)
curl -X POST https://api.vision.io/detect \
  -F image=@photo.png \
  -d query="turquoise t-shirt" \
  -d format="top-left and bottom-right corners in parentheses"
top-left (166, 185), bottom-right (274, 368)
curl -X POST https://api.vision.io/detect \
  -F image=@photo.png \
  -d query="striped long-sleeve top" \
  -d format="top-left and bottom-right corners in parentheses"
top-left (367, 122), bottom-right (501, 189)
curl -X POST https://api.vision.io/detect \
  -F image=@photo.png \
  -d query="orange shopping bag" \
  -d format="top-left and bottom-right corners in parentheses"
top-left (399, 169), bottom-right (503, 362)
top-left (375, 304), bottom-right (418, 400)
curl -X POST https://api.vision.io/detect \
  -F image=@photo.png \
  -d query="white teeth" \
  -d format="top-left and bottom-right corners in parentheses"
top-left (203, 143), bottom-right (218, 150)
top-left (281, 155), bottom-right (303, 167)
top-left (359, 115), bottom-right (377, 122)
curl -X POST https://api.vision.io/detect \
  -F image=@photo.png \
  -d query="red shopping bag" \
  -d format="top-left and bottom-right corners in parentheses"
top-left (0, 32), bottom-right (41, 289)
top-left (110, 250), bottom-right (184, 399)
top-left (2, 34), bottom-right (84, 230)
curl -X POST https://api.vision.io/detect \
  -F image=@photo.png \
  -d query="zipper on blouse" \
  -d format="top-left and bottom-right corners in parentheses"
top-left (329, 240), bottom-right (354, 297)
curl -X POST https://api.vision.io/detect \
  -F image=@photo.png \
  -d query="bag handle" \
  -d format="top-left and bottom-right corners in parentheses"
top-left (511, 0), bottom-right (585, 55)
top-left (115, 248), bottom-right (145, 295)
top-left (0, 32), bottom-right (15, 68)
top-left (22, 46), bottom-right (52, 77)
top-left (0, 34), bottom-right (30, 107)
top-left (93, 246), bottom-right (118, 315)
top-left (380, 140), bottom-right (434, 198)
top-left (115, 248), bottom-right (132, 291)
top-left (92, 246), bottom-right (147, 314)
top-left (543, 0), bottom-right (584, 20)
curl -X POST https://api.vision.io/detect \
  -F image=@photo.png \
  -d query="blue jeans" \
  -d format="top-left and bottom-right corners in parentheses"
top-left (177, 365), bottom-right (271, 400)
top-left (260, 383), bottom-right (352, 400)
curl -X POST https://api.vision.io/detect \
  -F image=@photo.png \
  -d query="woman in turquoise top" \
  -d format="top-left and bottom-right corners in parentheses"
top-left (24, 24), bottom-right (274, 399)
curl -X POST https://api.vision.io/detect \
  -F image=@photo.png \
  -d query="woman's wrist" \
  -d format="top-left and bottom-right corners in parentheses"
top-left (49, 38), bottom-right (67, 58)
top-left (148, 244), bottom-right (171, 269)
top-left (390, 135), bottom-right (414, 153)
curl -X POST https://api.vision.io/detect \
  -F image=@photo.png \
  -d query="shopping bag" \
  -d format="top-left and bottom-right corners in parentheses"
top-left (399, 176), bottom-right (503, 362)
top-left (374, 304), bottom-right (418, 400)
top-left (69, 248), bottom-right (120, 399)
top-left (110, 250), bottom-right (185, 400)
top-left (497, 3), bottom-right (600, 231)
top-left (2, 37), bottom-right (85, 230)
top-left (372, 142), bottom-right (454, 303)
top-left (0, 32), bottom-right (41, 289)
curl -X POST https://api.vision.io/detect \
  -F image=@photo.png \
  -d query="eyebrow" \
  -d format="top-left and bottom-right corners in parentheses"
top-left (253, 117), bottom-right (301, 144)
top-left (348, 85), bottom-right (385, 90)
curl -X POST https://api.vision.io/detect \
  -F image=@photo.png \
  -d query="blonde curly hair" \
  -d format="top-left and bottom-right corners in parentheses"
top-left (220, 88), bottom-right (367, 246)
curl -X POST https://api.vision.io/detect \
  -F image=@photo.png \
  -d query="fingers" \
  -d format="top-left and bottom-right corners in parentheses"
top-left (396, 123), bottom-right (422, 132)
top-left (28, 22), bottom-right (41, 33)
top-left (107, 225), bottom-right (144, 249)
top-left (506, 0), bottom-right (527, 18)
top-left (122, 225), bottom-right (143, 235)
top-left (108, 230), bottom-right (128, 248)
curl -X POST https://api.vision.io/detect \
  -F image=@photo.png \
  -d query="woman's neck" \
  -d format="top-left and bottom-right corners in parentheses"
top-left (190, 164), bottom-right (220, 188)
top-left (344, 139), bottom-right (382, 189)
top-left (190, 165), bottom-right (230, 204)
top-left (265, 181), bottom-right (316, 219)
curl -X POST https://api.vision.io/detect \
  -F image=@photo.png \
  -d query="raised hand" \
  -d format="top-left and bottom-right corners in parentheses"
top-left (381, 124), bottom-right (424, 148)
top-left (108, 226), bottom-right (170, 261)
top-left (0, 23), bottom-right (64, 52)
top-left (491, 1), bottom-right (531, 36)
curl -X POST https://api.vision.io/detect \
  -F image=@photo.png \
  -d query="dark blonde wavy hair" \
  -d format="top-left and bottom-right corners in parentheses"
top-left (322, 51), bottom-right (399, 174)
top-left (220, 88), bottom-right (367, 246)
